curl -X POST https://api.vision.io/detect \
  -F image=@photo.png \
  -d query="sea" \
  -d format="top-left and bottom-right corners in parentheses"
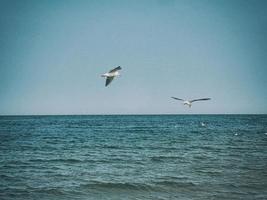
top-left (0, 115), bottom-right (267, 200)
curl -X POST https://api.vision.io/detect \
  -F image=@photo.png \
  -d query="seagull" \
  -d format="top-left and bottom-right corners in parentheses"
top-left (171, 97), bottom-right (211, 108)
top-left (101, 66), bottom-right (122, 87)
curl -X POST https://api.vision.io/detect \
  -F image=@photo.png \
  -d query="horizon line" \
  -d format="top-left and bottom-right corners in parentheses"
top-left (0, 113), bottom-right (266, 117)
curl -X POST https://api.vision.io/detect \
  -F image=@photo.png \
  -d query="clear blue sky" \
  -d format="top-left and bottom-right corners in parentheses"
top-left (0, 0), bottom-right (266, 115)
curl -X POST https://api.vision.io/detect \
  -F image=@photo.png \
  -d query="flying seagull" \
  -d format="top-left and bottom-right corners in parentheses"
top-left (101, 66), bottom-right (122, 87)
top-left (171, 97), bottom-right (211, 108)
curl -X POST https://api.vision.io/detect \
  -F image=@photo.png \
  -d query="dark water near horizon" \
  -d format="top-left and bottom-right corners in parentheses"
top-left (0, 115), bottom-right (267, 200)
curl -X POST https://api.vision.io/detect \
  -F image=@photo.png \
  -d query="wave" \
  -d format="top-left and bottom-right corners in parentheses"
top-left (27, 187), bottom-right (66, 195)
top-left (80, 180), bottom-right (197, 192)
top-left (150, 155), bottom-right (182, 162)
top-left (80, 181), bottom-right (155, 191)
top-left (28, 158), bottom-right (83, 164)
top-left (153, 180), bottom-right (197, 189)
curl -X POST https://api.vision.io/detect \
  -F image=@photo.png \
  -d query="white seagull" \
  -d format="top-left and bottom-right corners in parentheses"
top-left (171, 97), bottom-right (211, 108)
top-left (101, 66), bottom-right (122, 87)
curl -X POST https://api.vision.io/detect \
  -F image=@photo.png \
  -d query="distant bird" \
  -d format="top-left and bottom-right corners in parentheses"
top-left (101, 66), bottom-right (122, 87)
top-left (171, 97), bottom-right (211, 108)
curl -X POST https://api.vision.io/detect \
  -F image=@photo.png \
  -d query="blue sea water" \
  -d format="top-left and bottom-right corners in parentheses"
top-left (0, 115), bottom-right (267, 200)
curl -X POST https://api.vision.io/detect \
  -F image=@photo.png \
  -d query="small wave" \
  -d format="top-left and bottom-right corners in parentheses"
top-left (102, 144), bottom-right (120, 149)
top-left (201, 145), bottom-right (216, 150)
top-left (150, 155), bottom-right (182, 162)
top-left (29, 158), bottom-right (83, 164)
top-left (81, 181), bottom-right (154, 191)
top-left (195, 169), bottom-right (223, 175)
top-left (29, 187), bottom-right (66, 195)
top-left (0, 174), bottom-right (17, 181)
top-left (190, 130), bottom-right (200, 134)
top-left (2, 161), bottom-right (30, 168)
top-left (154, 180), bottom-right (196, 188)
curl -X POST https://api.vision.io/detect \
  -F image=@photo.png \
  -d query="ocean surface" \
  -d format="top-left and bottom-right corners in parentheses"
top-left (0, 115), bottom-right (267, 200)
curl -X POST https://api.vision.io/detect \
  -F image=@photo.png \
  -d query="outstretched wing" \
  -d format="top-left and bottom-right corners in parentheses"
top-left (190, 98), bottom-right (211, 103)
top-left (109, 66), bottom-right (121, 73)
top-left (171, 97), bottom-right (184, 101)
top-left (105, 77), bottom-right (114, 87)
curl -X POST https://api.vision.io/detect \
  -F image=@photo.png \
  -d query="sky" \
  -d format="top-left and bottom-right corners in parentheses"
top-left (0, 0), bottom-right (267, 115)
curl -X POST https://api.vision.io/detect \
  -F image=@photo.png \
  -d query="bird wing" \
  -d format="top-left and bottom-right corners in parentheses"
top-left (105, 77), bottom-right (114, 87)
top-left (109, 66), bottom-right (121, 73)
top-left (190, 98), bottom-right (211, 103)
top-left (171, 97), bottom-right (184, 101)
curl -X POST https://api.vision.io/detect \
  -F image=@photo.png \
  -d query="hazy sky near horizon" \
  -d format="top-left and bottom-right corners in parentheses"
top-left (0, 0), bottom-right (267, 115)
